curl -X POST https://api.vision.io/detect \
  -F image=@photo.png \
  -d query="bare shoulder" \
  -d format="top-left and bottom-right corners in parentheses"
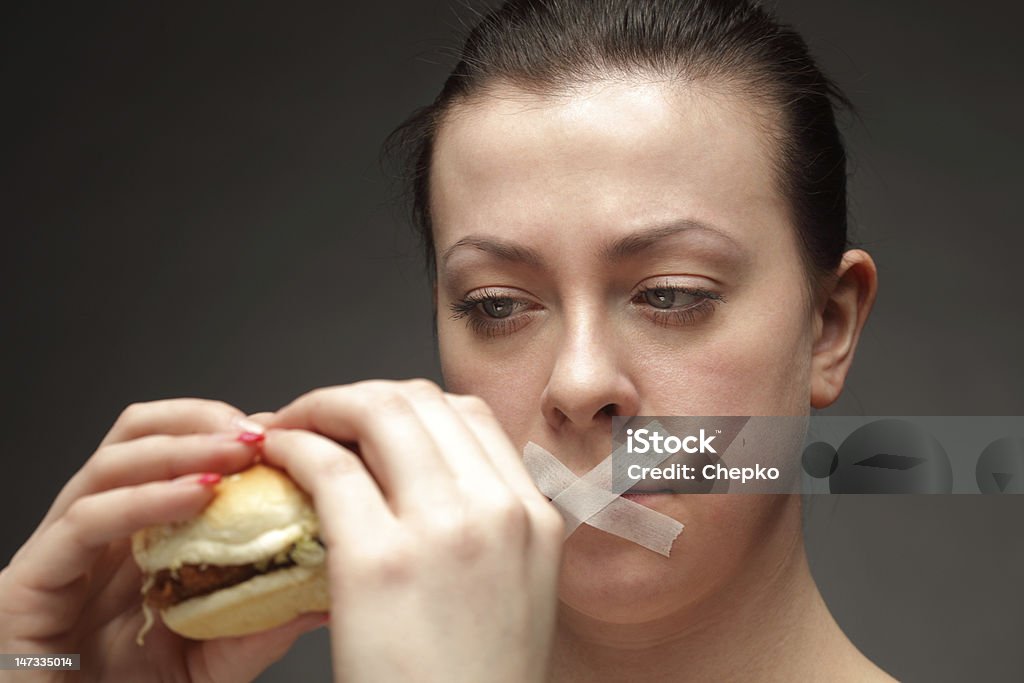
top-left (836, 648), bottom-right (900, 683)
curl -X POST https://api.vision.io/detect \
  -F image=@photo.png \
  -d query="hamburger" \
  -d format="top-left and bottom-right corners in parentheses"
top-left (132, 465), bottom-right (329, 642)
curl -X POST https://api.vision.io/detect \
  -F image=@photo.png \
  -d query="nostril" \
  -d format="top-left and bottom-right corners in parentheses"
top-left (600, 404), bottom-right (617, 417)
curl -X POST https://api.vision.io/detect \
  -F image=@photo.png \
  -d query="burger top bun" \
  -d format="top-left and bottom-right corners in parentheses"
top-left (132, 464), bottom-right (319, 573)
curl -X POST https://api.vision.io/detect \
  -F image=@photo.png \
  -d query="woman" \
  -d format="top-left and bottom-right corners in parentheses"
top-left (0, 1), bottom-right (886, 680)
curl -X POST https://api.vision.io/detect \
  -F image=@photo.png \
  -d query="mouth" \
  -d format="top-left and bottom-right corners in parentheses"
top-left (623, 481), bottom-right (679, 494)
top-left (620, 490), bottom-right (675, 499)
top-left (619, 491), bottom-right (677, 510)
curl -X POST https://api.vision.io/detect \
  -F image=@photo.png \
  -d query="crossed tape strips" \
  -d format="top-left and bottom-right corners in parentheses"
top-left (522, 417), bottom-right (780, 557)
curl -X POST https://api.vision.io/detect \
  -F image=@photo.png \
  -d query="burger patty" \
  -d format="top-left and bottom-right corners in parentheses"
top-left (145, 559), bottom-right (293, 609)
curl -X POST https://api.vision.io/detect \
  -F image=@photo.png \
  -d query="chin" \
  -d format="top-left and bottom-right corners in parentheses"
top-left (556, 523), bottom-right (706, 624)
top-left (555, 495), bottom-right (792, 625)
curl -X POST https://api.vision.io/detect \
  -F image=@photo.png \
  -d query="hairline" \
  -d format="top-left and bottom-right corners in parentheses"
top-left (430, 70), bottom-right (823, 309)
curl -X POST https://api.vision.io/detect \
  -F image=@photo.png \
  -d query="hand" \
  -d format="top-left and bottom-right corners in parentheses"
top-left (261, 379), bottom-right (565, 683)
top-left (0, 399), bottom-right (325, 683)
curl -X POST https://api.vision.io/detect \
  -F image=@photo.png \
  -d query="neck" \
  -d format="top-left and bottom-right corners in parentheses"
top-left (547, 501), bottom-right (878, 682)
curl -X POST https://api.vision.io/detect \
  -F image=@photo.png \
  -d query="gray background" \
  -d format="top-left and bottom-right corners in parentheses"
top-left (2, 1), bottom-right (1022, 680)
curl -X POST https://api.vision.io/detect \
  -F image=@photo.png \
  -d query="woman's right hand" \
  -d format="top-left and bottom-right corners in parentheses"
top-left (0, 399), bottom-right (326, 683)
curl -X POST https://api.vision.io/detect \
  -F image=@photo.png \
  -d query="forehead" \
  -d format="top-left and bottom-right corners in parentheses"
top-left (430, 78), bottom-right (789, 255)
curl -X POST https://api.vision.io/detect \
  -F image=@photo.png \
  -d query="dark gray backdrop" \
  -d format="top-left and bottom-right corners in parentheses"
top-left (2, 1), bottom-right (1022, 681)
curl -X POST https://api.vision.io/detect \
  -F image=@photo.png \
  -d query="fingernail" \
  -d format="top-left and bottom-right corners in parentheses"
top-left (198, 472), bottom-right (222, 486)
top-left (236, 431), bottom-right (265, 445)
top-left (231, 415), bottom-right (267, 436)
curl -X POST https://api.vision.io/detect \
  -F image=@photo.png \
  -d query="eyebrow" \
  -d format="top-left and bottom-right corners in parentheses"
top-left (603, 219), bottom-right (745, 261)
top-left (439, 219), bottom-right (745, 270)
top-left (441, 236), bottom-right (546, 270)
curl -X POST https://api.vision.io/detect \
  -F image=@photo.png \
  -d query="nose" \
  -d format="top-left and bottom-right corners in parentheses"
top-left (540, 312), bottom-right (640, 430)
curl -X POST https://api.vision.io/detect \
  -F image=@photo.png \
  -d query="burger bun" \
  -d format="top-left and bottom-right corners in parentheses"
top-left (161, 564), bottom-right (328, 640)
top-left (132, 464), bottom-right (329, 640)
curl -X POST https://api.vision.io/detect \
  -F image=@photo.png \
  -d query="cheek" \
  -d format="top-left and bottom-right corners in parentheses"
top-left (438, 324), bottom-right (548, 441)
top-left (440, 307), bottom-right (812, 425)
top-left (639, 295), bottom-right (813, 415)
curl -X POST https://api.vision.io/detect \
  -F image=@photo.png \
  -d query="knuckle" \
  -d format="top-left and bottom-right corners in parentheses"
top-left (372, 386), bottom-right (414, 415)
top-left (354, 540), bottom-right (416, 585)
top-left (115, 398), bottom-right (240, 429)
top-left (403, 376), bottom-right (440, 393)
top-left (484, 496), bottom-right (530, 535)
top-left (532, 505), bottom-right (566, 541)
top-left (350, 379), bottom-right (385, 392)
top-left (276, 428), bottom-right (328, 460)
top-left (306, 386), bottom-right (334, 405)
top-left (90, 434), bottom-right (152, 475)
top-left (62, 496), bottom-right (94, 531)
top-left (202, 398), bottom-right (239, 416)
top-left (452, 393), bottom-right (494, 417)
top-left (423, 507), bottom-right (488, 561)
top-left (320, 451), bottom-right (362, 481)
top-left (350, 379), bottom-right (401, 400)
top-left (298, 386), bottom-right (353, 422)
top-left (116, 401), bottom-right (148, 425)
top-left (298, 387), bottom-right (333, 421)
top-left (404, 378), bottom-right (443, 398)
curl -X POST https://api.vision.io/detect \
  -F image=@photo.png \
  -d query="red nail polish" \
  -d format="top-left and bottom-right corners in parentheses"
top-left (198, 472), bottom-right (222, 486)
top-left (236, 431), bottom-right (265, 445)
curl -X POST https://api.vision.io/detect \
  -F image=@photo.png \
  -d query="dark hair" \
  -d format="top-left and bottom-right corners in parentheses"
top-left (383, 0), bottom-right (853, 296)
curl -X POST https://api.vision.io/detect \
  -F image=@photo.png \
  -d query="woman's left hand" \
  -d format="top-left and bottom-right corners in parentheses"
top-left (258, 379), bottom-right (564, 683)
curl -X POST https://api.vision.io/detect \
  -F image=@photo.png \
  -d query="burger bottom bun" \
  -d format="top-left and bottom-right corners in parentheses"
top-left (161, 564), bottom-right (329, 640)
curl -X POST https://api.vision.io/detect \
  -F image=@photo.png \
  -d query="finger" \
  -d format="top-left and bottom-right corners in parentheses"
top-left (266, 381), bottom-right (457, 508)
top-left (443, 393), bottom-right (549, 505)
top-left (86, 432), bottom-right (259, 493)
top-left (403, 388), bottom-right (509, 498)
top-left (246, 412), bottom-right (276, 427)
top-left (78, 541), bottom-right (145, 629)
top-left (193, 611), bottom-right (328, 683)
top-left (42, 432), bottom-right (259, 530)
top-left (442, 394), bottom-right (563, 563)
top-left (98, 398), bottom-right (258, 448)
top-left (261, 428), bottom-right (395, 548)
top-left (16, 474), bottom-right (223, 592)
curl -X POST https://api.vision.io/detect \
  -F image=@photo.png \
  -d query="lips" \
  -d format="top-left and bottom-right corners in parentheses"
top-left (619, 491), bottom-right (676, 509)
top-left (624, 485), bottom-right (677, 494)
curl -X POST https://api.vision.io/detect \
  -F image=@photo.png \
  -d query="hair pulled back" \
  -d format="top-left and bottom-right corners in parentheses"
top-left (384, 0), bottom-right (853, 290)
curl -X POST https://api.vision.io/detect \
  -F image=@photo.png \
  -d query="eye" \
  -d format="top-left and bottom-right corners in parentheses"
top-left (448, 288), bottom-right (537, 339)
top-left (643, 288), bottom-right (685, 309)
top-left (481, 297), bottom-right (515, 319)
top-left (632, 283), bottom-right (725, 328)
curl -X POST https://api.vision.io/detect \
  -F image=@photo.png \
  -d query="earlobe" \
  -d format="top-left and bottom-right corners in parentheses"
top-left (809, 250), bottom-right (878, 409)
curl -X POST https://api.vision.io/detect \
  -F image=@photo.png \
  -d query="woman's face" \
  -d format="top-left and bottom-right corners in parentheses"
top-left (431, 78), bottom-right (818, 623)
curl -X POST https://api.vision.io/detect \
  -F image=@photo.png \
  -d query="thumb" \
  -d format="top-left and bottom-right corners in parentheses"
top-left (195, 612), bottom-right (328, 682)
top-left (246, 412), bottom-right (276, 427)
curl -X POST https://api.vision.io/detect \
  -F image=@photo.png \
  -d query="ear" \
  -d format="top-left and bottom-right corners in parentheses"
top-left (810, 249), bottom-right (878, 408)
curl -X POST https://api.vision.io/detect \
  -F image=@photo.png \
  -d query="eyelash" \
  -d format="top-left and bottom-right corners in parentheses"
top-left (449, 285), bottom-right (726, 338)
top-left (448, 288), bottom-right (531, 338)
top-left (632, 284), bottom-right (725, 328)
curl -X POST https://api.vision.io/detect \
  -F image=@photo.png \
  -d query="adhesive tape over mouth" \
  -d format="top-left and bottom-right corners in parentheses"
top-left (522, 418), bottom-right (757, 557)
top-left (523, 441), bottom-right (683, 556)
